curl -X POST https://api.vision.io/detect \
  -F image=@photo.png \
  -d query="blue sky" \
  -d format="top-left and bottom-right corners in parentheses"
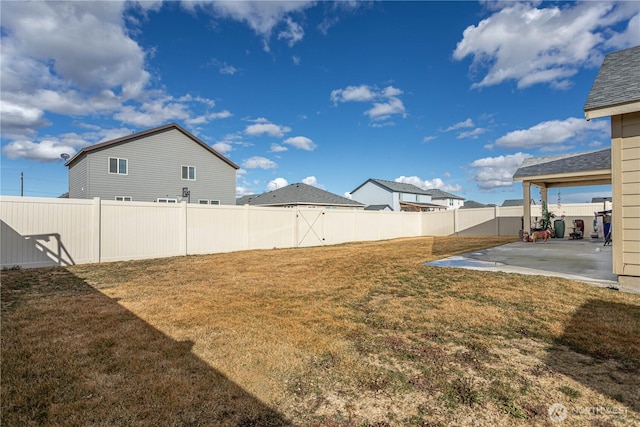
top-left (1, 1), bottom-right (638, 205)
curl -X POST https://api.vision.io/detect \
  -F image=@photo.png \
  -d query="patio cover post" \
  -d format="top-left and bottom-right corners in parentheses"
top-left (523, 182), bottom-right (531, 233)
top-left (541, 185), bottom-right (548, 207)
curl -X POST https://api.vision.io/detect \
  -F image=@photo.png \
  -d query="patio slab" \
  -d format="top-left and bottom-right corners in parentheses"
top-left (427, 237), bottom-right (619, 289)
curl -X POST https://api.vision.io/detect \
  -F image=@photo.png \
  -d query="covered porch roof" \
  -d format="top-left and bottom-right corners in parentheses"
top-left (513, 148), bottom-right (611, 231)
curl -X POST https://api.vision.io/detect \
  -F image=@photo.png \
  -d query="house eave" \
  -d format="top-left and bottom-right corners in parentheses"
top-left (584, 100), bottom-right (640, 120)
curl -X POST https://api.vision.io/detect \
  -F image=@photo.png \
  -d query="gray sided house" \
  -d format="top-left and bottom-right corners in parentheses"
top-left (350, 178), bottom-right (456, 212)
top-left (237, 183), bottom-right (365, 210)
top-left (66, 123), bottom-right (239, 204)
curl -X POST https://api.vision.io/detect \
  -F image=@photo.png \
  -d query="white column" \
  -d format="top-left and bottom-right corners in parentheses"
top-left (523, 182), bottom-right (531, 233)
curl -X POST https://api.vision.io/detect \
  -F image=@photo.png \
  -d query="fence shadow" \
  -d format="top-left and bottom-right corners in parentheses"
top-left (547, 299), bottom-right (640, 413)
top-left (1, 221), bottom-right (75, 267)
top-left (1, 268), bottom-right (290, 426)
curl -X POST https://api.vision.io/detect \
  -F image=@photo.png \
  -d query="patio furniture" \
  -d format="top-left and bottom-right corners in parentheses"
top-left (569, 219), bottom-right (584, 239)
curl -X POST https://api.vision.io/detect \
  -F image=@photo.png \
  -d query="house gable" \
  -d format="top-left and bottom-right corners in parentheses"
top-left (67, 123), bottom-right (238, 204)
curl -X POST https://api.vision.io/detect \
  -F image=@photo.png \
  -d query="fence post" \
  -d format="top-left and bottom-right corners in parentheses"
top-left (180, 201), bottom-right (188, 256)
top-left (92, 197), bottom-right (101, 263)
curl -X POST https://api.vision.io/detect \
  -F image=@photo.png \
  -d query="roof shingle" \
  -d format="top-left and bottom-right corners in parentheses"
top-left (584, 45), bottom-right (640, 112)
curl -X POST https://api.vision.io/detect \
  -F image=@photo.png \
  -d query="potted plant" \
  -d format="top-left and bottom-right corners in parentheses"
top-left (539, 201), bottom-right (556, 231)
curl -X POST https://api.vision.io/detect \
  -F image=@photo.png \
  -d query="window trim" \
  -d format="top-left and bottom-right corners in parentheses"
top-left (108, 157), bottom-right (128, 175)
top-left (181, 165), bottom-right (196, 181)
top-left (157, 198), bottom-right (178, 203)
top-left (210, 200), bottom-right (220, 205)
top-left (115, 196), bottom-right (132, 202)
top-left (198, 199), bottom-right (209, 205)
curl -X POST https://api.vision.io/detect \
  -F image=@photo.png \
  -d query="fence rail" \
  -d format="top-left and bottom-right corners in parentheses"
top-left (0, 196), bottom-right (611, 269)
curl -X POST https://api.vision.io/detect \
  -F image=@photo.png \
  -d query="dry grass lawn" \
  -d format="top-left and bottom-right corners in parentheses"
top-left (2, 236), bottom-right (639, 426)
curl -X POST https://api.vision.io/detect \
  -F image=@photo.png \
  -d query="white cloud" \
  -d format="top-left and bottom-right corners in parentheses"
top-left (331, 84), bottom-right (406, 124)
top-left (283, 136), bottom-right (316, 151)
top-left (267, 177), bottom-right (288, 190)
top-left (278, 17), bottom-right (304, 47)
top-left (245, 121), bottom-right (291, 137)
top-left (330, 85), bottom-right (376, 104)
top-left (0, 1), bottom-right (234, 160)
top-left (212, 141), bottom-right (233, 154)
top-left (219, 64), bottom-right (237, 75)
top-left (443, 118), bottom-right (474, 132)
top-left (492, 117), bottom-right (608, 150)
top-left (292, 55), bottom-right (301, 66)
top-left (395, 176), bottom-right (462, 193)
top-left (302, 176), bottom-right (320, 187)
top-left (365, 97), bottom-right (406, 122)
top-left (469, 152), bottom-right (533, 190)
top-left (423, 135), bottom-right (437, 143)
top-left (190, 1), bottom-right (315, 51)
top-left (453, 2), bottom-right (640, 89)
top-left (457, 128), bottom-right (487, 139)
top-left (270, 143), bottom-right (288, 152)
top-left (243, 156), bottom-right (277, 169)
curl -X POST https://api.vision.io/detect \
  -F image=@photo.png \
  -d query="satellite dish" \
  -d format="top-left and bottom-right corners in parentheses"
top-left (60, 153), bottom-right (70, 160)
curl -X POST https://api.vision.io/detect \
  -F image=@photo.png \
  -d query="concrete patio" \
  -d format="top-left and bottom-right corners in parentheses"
top-left (427, 237), bottom-right (622, 290)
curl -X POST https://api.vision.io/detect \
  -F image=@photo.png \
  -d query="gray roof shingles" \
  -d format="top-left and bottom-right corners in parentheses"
top-left (352, 178), bottom-right (463, 199)
top-left (584, 45), bottom-right (640, 112)
top-left (513, 148), bottom-right (611, 179)
top-left (238, 183), bottom-right (365, 207)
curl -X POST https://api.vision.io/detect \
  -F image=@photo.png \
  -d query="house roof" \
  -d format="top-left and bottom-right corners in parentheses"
top-left (423, 188), bottom-right (465, 200)
top-left (65, 123), bottom-right (239, 169)
top-left (239, 183), bottom-right (365, 207)
top-left (364, 204), bottom-right (392, 211)
top-left (460, 200), bottom-right (488, 209)
top-left (584, 45), bottom-right (640, 119)
top-left (501, 199), bottom-right (527, 207)
top-left (236, 195), bottom-right (257, 205)
top-left (351, 178), bottom-right (433, 196)
top-left (513, 148), bottom-right (610, 180)
top-left (399, 201), bottom-right (448, 210)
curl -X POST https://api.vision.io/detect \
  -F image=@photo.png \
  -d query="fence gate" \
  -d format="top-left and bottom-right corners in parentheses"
top-left (296, 208), bottom-right (325, 247)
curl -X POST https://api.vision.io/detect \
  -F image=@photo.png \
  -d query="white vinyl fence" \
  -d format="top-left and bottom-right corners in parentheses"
top-left (0, 196), bottom-right (610, 269)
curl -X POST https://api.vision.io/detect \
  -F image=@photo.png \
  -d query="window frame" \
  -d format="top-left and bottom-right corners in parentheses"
top-left (115, 196), bottom-right (132, 202)
top-left (108, 157), bottom-right (128, 175)
top-left (181, 165), bottom-right (196, 181)
top-left (210, 200), bottom-right (220, 206)
top-left (157, 198), bottom-right (178, 203)
top-left (198, 199), bottom-right (209, 205)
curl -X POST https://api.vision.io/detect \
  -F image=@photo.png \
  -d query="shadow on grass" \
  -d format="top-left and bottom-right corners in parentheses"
top-left (1, 268), bottom-right (290, 426)
top-left (548, 299), bottom-right (640, 413)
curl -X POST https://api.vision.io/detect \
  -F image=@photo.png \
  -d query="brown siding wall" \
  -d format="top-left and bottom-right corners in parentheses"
top-left (612, 112), bottom-right (640, 277)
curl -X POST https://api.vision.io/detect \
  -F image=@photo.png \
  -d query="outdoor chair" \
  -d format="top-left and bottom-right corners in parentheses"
top-left (569, 219), bottom-right (584, 240)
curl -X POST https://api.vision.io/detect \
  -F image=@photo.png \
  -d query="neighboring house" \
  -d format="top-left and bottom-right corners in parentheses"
top-left (66, 123), bottom-right (239, 204)
top-left (423, 189), bottom-right (465, 209)
top-left (364, 204), bottom-right (393, 211)
top-left (591, 197), bottom-right (612, 203)
top-left (460, 200), bottom-right (495, 209)
top-left (584, 45), bottom-right (640, 291)
top-left (501, 199), bottom-right (535, 207)
top-left (237, 183), bottom-right (365, 209)
top-left (350, 178), bottom-right (457, 212)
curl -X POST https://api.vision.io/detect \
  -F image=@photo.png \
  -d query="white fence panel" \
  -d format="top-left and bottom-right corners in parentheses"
top-left (323, 210), bottom-right (359, 245)
top-left (247, 206), bottom-right (296, 250)
top-left (100, 201), bottom-right (183, 262)
top-left (187, 204), bottom-right (246, 254)
top-left (0, 196), bottom-right (95, 268)
top-left (422, 210), bottom-right (455, 236)
top-left (0, 197), bottom-right (616, 268)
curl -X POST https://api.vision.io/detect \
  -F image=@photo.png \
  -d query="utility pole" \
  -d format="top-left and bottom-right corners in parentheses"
top-left (20, 171), bottom-right (23, 197)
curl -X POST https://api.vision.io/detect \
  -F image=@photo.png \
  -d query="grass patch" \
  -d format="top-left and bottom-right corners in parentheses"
top-left (2, 236), bottom-right (639, 426)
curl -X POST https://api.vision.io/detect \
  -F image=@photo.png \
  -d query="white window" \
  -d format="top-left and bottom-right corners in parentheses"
top-left (181, 165), bottom-right (196, 181)
top-left (198, 199), bottom-right (209, 205)
top-left (109, 157), bottom-right (127, 175)
top-left (449, 199), bottom-right (454, 206)
top-left (210, 200), bottom-right (220, 205)
top-left (115, 196), bottom-right (132, 201)
top-left (157, 198), bottom-right (177, 203)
